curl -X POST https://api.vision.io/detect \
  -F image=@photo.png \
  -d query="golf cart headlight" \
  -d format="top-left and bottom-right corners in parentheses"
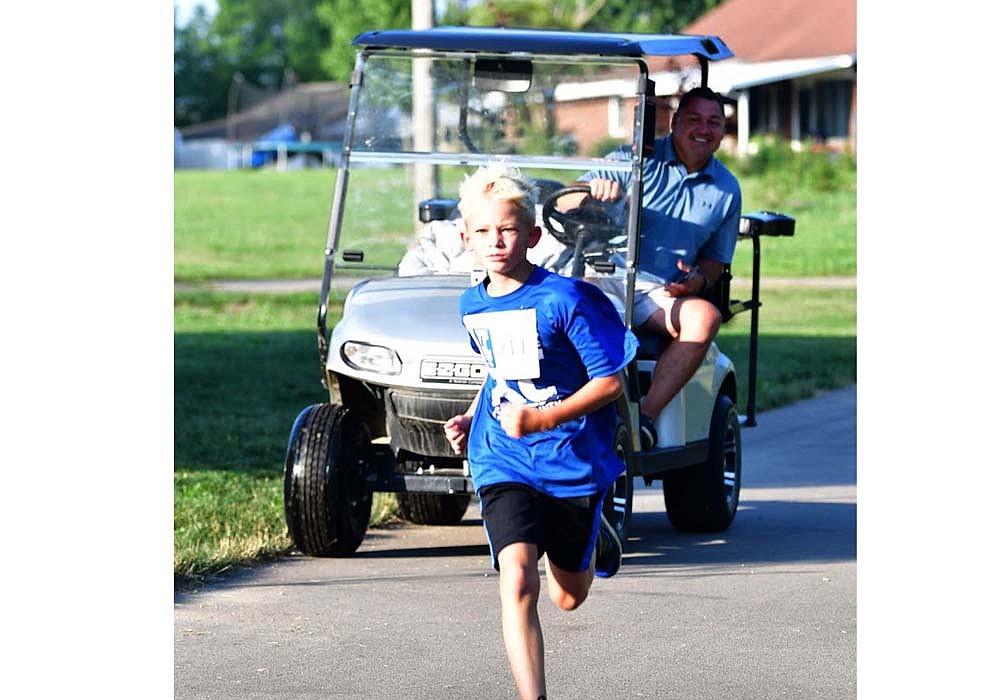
top-left (341, 341), bottom-right (402, 375)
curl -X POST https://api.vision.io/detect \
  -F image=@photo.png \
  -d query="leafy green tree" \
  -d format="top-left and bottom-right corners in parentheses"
top-left (174, 0), bottom-right (331, 126)
top-left (591, 0), bottom-right (722, 34)
top-left (211, 0), bottom-right (329, 87)
top-left (174, 0), bottom-right (724, 127)
top-left (441, 0), bottom-right (721, 33)
top-left (316, 0), bottom-right (411, 82)
top-left (174, 6), bottom-right (230, 126)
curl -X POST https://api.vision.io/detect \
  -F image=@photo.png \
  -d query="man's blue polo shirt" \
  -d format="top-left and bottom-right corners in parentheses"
top-left (583, 135), bottom-right (742, 283)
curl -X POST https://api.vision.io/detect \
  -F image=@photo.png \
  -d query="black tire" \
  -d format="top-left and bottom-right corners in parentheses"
top-left (662, 393), bottom-right (741, 532)
top-left (284, 403), bottom-right (373, 556)
top-left (602, 420), bottom-right (634, 539)
top-left (396, 493), bottom-right (471, 525)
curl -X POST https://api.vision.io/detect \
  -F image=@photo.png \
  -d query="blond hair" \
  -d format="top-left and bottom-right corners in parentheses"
top-left (457, 162), bottom-right (538, 227)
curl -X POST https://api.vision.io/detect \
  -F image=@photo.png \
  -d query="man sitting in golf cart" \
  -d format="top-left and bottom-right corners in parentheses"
top-left (557, 87), bottom-right (741, 449)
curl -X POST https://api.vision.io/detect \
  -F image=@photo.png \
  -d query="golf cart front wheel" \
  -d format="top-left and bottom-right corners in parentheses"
top-left (662, 393), bottom-right (741, 532)
top-left (284, 403), bottom-right (373, 556)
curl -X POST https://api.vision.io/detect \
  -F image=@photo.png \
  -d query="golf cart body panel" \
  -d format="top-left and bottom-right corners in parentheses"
top-left (327, 275), bottom-right (482, 393)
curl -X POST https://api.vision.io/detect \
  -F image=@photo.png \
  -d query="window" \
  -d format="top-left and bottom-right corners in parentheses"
top-left (815, 80), bottom-right (852, 138)
top-left (608, 96), bottom-right (629, 139)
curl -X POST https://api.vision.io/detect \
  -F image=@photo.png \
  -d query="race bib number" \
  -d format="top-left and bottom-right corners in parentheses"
top-left (463, 308), bottom-right (540, 380)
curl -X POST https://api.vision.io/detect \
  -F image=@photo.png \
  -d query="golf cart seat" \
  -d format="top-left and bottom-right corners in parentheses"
top-left (400, 191), bottom-right (579, 277)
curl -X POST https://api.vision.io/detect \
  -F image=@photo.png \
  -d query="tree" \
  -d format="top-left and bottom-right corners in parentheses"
top-left (174, 0), bottom-right (331, 127)
top-left (174, 6), bottom-right (230, 127)
top-left (174, 0), bottom-right (724, 127)
top-left (211, 0), bottom-right (329, 87)
top-left (315, 0), bottom-right (411, 82)
top-left (440, 0), bottom-right (721, 33)
top-left (589, 0), bottom-right (723, 34)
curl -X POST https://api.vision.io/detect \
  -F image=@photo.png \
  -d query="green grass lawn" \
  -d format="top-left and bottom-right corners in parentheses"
top-left (175, 171), bottom-right (336, 281)
top-left (174, 291), bottom-right (401, 583)
top-left (717, 285), bottom-right (856, 409)
top-left (175, 151), bottom-right (856, 282)
top-left (174, 286), bottom-right (855, 586)
top-left (175, 146), bottom-right (856, 586)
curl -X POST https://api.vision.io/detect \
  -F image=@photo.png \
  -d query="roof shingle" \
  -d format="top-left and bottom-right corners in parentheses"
top-left (684, 0), bottom-right (856, 61)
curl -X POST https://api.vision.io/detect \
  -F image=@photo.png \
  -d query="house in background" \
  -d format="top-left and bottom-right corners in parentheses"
top-left (680, 0), bottom-right (856, 155)
top-left (176, 81), bottom-right (349, 170)
top-left (552, 0), bottom-right (856, 157)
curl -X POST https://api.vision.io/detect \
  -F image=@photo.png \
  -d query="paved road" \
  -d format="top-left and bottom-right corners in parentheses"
top-left (174, 385), bottom-right (856, 700)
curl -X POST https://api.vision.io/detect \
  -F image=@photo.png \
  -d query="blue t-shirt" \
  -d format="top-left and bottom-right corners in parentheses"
top-left (460, 266), bottom-right (639, 498)
top-left (583, 135), bottom-right (742, 283)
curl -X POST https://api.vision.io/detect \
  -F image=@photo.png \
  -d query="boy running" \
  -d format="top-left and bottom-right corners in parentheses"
top-left (444, 163), bottom-right (638, 700)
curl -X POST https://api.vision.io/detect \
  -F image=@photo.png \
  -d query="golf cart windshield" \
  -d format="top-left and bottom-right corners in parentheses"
top-left (352, 52), bottom-right (643, 165)
top-left (334, 52), bottom-right (641, 278)
top-left (325, 27), bottom-right (732, 292)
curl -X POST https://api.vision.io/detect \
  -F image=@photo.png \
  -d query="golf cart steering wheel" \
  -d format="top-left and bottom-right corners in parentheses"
top-left (541, 185), bottom-right (623, 248)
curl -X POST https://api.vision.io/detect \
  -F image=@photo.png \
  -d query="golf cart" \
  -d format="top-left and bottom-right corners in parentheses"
top-left (283, 26), bottom-right (794, 556)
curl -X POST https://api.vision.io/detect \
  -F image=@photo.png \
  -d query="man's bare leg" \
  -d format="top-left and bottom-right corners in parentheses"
top-left (497, 543), bottom-right (546, 700)
top-left (640, 296), bottom-right (722, 420)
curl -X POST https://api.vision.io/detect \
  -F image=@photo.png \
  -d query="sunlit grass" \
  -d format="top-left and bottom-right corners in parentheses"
top-left (174, 286), bottom-right (854, 585)
top-left (175, 152), bottom-right (856, 282)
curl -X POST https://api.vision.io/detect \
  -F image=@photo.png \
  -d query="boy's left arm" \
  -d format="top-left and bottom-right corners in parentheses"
top-left (498, 373), bottom-right (623, 438)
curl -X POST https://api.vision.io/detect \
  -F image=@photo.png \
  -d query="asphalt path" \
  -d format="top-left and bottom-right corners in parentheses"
top-left (174, 384), bottom-right (856, 700)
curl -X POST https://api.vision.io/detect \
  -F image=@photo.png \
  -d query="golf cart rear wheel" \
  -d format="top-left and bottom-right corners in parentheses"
top-left (602, 420), bottom-right (634, 539)
top-left (396, 493), bottom-right (471, 525)
top-left (662, 394), bottom-right (741, 532)
top-left (284, 403), bottom-right (373, 556)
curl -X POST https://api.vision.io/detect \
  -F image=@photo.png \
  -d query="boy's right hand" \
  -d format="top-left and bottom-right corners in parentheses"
top-left (443, 414), bottom-right (472, 455)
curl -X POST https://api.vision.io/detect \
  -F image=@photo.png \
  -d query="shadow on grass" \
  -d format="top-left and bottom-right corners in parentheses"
top-left (175, 330), bottom-right (328, 473)
top-left (715, 334), bottom-right (856, 414)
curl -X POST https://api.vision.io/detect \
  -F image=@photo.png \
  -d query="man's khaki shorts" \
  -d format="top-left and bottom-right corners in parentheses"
top-left (588, 276), bottom-right (673, 328)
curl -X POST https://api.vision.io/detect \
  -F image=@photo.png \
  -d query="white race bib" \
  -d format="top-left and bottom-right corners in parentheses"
top-left (463, 308), bottom-right (540, 380)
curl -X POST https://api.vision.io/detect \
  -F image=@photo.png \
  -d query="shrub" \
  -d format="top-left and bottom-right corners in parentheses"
top-left (718, 137), bottom-right (856, 207)
top-left (589, 135), bottom-right (626, 158)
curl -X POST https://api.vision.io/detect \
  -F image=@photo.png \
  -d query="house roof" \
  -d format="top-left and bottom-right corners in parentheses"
top-left (683, 0), bottom-right (856, 61)
top-left (179, 82), bottom-right (349, 141)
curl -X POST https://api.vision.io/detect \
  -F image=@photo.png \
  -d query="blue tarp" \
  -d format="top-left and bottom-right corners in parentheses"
top-left (251, 123), bottom-right (296, 167)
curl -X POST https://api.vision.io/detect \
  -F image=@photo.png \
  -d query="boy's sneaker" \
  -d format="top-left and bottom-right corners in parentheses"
top-left (639, 414), bottom-right (658, 450)
top-left (594, 513), bottom-right (623, 579)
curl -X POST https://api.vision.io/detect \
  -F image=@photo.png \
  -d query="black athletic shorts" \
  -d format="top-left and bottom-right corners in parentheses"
top-left (478, 482), bottom-right (606, 573)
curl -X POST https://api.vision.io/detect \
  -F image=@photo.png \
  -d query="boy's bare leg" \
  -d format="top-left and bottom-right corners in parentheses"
top-left (497, 543), bottom-right (546, 700)
top-left (639, 295), bottom-right (722, 420)
top-left (544, 555), bottom-right (593, 611)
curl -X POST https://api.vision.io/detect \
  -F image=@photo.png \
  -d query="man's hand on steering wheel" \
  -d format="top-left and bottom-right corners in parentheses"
top-left (583, 178), bottom-right (622, 203)
top-left (555, 178), bottom-right (622, 212)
